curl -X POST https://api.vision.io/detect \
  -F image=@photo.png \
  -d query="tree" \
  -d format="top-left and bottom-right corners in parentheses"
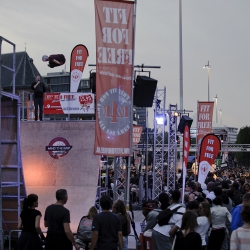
top-left (235, 126), bottom-right (250, 167)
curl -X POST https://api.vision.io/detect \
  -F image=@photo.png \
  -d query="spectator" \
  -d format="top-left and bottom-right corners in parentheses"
top-left (152, 190), bottom-right (185, 250)
top-left (195, 202), bottom-right (211, 250)
top-left (75, 206), bottom-right (98, 249)
top-left (207, 197), bottom-right (232, 250)
top-left (112, 200), bottom-right (130, 250)
top-left (44, 189), bottom-right (80, 250)
top-left (242, 183), bottom-right (250, 194)
top-left (206, 182), bottom-right (216, 202)
top-left (231, 182), bottom-right (243, 206)
top-left (231, 193), bottom-right (250, 231)
top-left (230, 204), bottom-right (250, 250)
top-left (14, 194), bottom-right (45, 250)
top-left (141, 200), bottom-right (160, 232)
top-left (174, 211), bottom-right (202, 250)
top-left (90, 195), bottom-right (123, 250)
top-left (186, 201), bottom-right (199, 214)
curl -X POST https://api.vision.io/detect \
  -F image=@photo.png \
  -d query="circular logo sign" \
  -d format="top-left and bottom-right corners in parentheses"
top-left (45, 137), bottom-right (72, 159)
top-left (200, 161), bottom-right (209, 175)
top-left (71, 70), bottom-right (81, 82)
top-left (97, 88), bottom-right (131, 136)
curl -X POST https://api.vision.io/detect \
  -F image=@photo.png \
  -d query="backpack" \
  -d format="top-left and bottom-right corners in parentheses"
top-left (77, 216), bottom-right (93, 241)
top-left (156, 205), bottom-right (184, 226)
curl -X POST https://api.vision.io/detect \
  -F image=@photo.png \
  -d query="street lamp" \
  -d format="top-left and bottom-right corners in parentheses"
top-left (203, 61), bottom-right (211, 101)
top-left (219, 109), bottom-right (222, 125)
top-left (213, 94), bottom-right (218, 123)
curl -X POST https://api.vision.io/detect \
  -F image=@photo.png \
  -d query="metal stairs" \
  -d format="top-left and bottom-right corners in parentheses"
top-left (1, 92), bottom-right (27, 236)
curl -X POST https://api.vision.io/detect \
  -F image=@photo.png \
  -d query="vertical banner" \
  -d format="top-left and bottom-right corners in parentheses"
top-left (182, 124), bottom-right (191, 203)
top-left (70, 44), bottom-right (89, 92)
top-left (94, 0), bottom-right (134, 156)
top-left (133, 126), bottom-right (143, 145)
top-left (197, 102), bottom-right (214, 144)
top-left (198, 134), bottom-right (221, 185)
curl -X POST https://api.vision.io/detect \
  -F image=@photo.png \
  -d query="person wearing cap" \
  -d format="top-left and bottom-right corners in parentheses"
top-left (141, 200), bottom-right (160, 232)
top-left (42, 54), bottom-right (65, 68)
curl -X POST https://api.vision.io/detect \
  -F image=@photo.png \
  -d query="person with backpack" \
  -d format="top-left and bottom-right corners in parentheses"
top-left (141, 200), bottom-right (160, 232)
top-left (152, 190), bottom-right (185, 250)
top-left (76, 206), bottom-right (98, 249)
top-left (112, 200), bottom-right (131, 250)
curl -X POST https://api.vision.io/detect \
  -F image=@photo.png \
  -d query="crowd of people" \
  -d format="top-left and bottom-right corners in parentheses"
top-left (14, 164), bottom-right (250, 250)
top-left (140, 166), bottom-right (250, 250)
top-left (14, 190), bottom-right (129, 250)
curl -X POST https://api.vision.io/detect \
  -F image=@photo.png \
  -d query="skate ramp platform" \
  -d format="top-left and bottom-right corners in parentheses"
top-left (20, 121), bottom-right (99, 231)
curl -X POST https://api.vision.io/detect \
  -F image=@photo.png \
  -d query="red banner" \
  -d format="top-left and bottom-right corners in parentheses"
top-left (197, 101), bottom-right (214, 145)
top-left (182, 124), bottom-right (190, 202)
top-left (94, 0), bottom-right (134, 156)
top-left (133, 126), bottom-right (143, 145)
top-left (70, 44), bottom-right (89, 92)
top-left (198, 134), bottom-right (221, 184)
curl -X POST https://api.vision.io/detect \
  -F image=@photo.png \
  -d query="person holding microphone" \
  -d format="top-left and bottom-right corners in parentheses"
top-left (31, 75), bottom-right (46, 121)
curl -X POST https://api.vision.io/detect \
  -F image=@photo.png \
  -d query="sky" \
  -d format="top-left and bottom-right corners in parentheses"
top-left (1, 0), bottom-right (250, 131)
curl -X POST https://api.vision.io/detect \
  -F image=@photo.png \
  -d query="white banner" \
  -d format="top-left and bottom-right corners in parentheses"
top-left (44, 93), bottom-right (95, 115)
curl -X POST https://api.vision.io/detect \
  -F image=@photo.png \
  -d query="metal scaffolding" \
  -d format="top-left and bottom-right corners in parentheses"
top-left (152, 87), bottom-right (166, 199)
top-left (113, 157), bottom-right (127, 201)
top-left (167, 104), bottom-right (178, 194)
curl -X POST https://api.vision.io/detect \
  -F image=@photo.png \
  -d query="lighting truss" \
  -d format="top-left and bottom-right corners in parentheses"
top-left (152, 87), bottom-right (166, 199)
top-left (113, 157), bottom-right (127, 201)
top-left (167, 104), bottom-right (178, 194)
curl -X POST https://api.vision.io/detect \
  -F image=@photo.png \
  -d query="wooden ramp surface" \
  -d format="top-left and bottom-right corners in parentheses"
top-left (20, 121), bottom-right (99, 231)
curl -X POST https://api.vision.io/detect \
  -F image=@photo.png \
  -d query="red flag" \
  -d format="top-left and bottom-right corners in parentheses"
top-left (94, 0), bottom-right (134, 156)
top-left (133, 126), bottom-right (143, 145)
top-left (198, 134), bottom-right (221, 184)
top-left (70, 44), bottom-right (89, 92)
top-left (182, 124), bottom-right (190, 203)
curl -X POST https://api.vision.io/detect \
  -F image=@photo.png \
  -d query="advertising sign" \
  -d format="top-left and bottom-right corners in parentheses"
top-left (197, 101), bottom-right (214, 145)
top-left (70, 44), bottom-right (89, 92)
top-left (198, 134), bottom-right (221, 185)
top-left (94, 0), bottom-right (134, 156)
top-left (133, 126), bottom-right (143, 145)
top-left (44, 93), bottom-right (95, 115)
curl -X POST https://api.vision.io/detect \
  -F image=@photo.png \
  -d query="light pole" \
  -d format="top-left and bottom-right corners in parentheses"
top-left (179, 0), bottom-right (183, 110)
top-left (213, 94), bottom-right (218, 123)
top-left (203, 61), bottom-right (211, 101)
top-left (219, 109), bottom-right (222, 125)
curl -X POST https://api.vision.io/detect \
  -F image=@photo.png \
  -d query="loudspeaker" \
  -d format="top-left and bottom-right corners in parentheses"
top-left (178, 115), bottom-right (193, 133)
top-left (90, 72), bottom-right (96, 93)
top-left (134, 75), bottom-right (157, 107)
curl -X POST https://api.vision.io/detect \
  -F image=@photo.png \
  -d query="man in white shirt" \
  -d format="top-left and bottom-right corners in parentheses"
top-left (206, 182), bottom-right (216, 203)
top-left (152, 190), bottom-right (185, 250)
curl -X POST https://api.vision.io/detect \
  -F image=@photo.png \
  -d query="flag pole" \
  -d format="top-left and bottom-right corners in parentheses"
top-left (126, 0), bottom-right (137, 211)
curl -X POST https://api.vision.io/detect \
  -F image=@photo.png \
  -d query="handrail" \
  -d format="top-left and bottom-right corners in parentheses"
top-left (8, 230), bottom-right (47, 250)
top-left (0, 229), bottom-right (4, 250)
